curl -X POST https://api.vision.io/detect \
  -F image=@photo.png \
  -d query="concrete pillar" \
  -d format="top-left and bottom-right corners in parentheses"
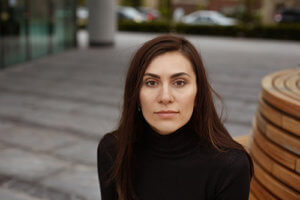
top-left (87, 0), bottom-right (116, 46)
top-left (261, 0), bottom-right (276, 25)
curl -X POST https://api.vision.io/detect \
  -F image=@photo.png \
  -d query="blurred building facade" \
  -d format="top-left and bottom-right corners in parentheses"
top-left (0, 0), bottom-right (77, 69)
top-left (144, 0), bottom-right (261, 16)
top-left (144, 0), bottom-right (300, 24)
top-left (206, 0), bottom-right (240, 14)
top-left (171, 0), bottom-right (205, 13)
top-left (144, 0), bottom-right (206, 14)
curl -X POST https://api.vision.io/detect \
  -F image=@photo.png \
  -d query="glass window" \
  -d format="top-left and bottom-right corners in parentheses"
top-left (0, 0), bottom-right (27, 67)
top-left (28, 0), bottom-right (50, 59)
top-left (0, 0), bottom-right (76, 69)
top-left (52, 0), bottom-right (65, 53)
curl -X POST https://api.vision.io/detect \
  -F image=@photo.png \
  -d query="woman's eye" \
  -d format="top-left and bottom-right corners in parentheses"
top-left (174, 80), bottom-right (186, 87)
top-left (145, 80), bottom-right (157, 87)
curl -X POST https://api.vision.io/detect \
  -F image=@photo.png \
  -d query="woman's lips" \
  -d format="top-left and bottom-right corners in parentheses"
top-left (155, 111), bottom-right (179, 118)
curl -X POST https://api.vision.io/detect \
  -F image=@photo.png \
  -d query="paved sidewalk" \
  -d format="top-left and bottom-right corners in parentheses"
top-left (0, 31), bottom-right (300, 200)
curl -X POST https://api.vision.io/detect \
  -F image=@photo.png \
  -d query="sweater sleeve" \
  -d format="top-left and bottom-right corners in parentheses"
top-left (97, 133), bottom-right (118, 200)
top-left (214, 150), bottom-right (251, 200)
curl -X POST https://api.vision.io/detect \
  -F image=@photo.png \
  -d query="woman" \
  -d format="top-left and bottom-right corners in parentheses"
top-left (97, 34), bottom-right (253, 200)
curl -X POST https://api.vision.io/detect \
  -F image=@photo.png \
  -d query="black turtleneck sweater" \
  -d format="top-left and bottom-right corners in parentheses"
top-left (97, 121), bottom-right (251, 200)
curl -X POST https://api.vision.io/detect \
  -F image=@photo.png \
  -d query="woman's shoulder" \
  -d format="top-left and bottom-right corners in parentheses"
top-left (215, 148), bottom-right (251, 173)
top-left (212, 149), bottom-right (252, 198)
top-left (98, 131), bottom-right (117, 147)
top-left (97, 131), bottom-right (118, 161)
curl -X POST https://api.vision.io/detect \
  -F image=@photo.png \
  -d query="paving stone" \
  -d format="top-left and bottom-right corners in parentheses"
top-left (0, 104), bottom-right (117, 138)
top-left (0, 77), bottom-right (122, 107)
top-left (74, 103), bottom-right (121, 120)
top-left (41, 164), bottom-right (100, 200)
top-left (221, 100), bottom-right (258, 135)
top-left (0, 142), bottom-right (7, 151)
top-left (215, 87), bottom-right (260, 103)
top-left (0, 76), bottom-right (52, 93)
top-left (53, 139), bottom-right (98, 165)
top-left (0, 103), bottom-right (30, 118)
top-left (0, 148), bottom-right (70, 181)
top-left (3, 178), bottom-right (84, 200)
top-left (0, 187), bottom-right (43, 200)
top-left (226, 109), bottom-right (255, 124)
top-left (0, 88), bottom-right (121, 120)
top-left (0, 92), bottom-right (78, 113)
top-left (225, 102), bottom-right (257, 120)
top-left (0, 93), bottom-right (39, 107)
top-left (0, 123), bottom-right (78, 152)
top-left (224, 122), bottom-right (252, 137)
top-left (0, 174), bottom-right (12, 185)
top-left (23, 111), bottom-right (116, 138)
top-left (0, 120), bottom-right (15, 132)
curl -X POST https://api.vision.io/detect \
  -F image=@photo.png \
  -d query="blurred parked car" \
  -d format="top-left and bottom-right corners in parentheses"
top-left (117, 6), bottom-right (146, 23)
top-left (136, 7), bottom-right (161, 21)
top-left (274, 8), bottom-right (300, 23)
top-left (181, 10), bottom-right (237, 26)
top-left (76, 6), bottom-right (158, 28)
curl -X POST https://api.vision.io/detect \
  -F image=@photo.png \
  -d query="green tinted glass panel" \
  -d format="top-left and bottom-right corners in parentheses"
top-left (64, 0), bottom-right (76, 49)
top-left (0, 0), bottom-right (76, 69)
top-left (52, 0), bottom-right (76, 53)
top-left (28, 0), bottom-right (49, 59)
top-left (52, 0), bottom-right (65, 53)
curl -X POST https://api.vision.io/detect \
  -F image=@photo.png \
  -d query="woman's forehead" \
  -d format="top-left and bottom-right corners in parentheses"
top-left (144, 51), bottom-right (194, 75)
top-left (143, 72), bottom-right (191, 79)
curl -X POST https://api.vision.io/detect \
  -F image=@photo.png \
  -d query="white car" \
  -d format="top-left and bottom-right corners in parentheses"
top-left (117, 6), bottom-right (146, 23)
top-left (181, 10), bottom-right (237, 26)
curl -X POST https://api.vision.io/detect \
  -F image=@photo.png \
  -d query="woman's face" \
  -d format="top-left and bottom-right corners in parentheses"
top-left (139, 51), bottom-right (197, 135)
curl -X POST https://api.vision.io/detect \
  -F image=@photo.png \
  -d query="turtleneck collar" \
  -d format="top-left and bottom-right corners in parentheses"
top-left (142, 120), bottom-right (201, 158)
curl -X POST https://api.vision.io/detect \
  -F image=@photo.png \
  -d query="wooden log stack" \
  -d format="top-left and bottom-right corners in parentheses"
top-left (247, 68), bottom-right (300, 200)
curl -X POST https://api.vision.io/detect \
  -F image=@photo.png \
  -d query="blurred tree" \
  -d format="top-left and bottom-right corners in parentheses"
top-left (241, 0), bottom-right (259, 24)
top-left (159, 0), bottom-right (171, 21)
top-left (244, 0), bottom-right (253, 22)
top-left (78, 0), bottom-right (86, 6)
top-left (196, 2), bottom-right (205, 10)
top-left (120, 0), bottom-right (143, 7)
top-left (230, 0), bottom-right (260, 24)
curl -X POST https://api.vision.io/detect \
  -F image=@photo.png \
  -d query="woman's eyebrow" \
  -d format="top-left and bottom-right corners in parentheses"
top-left (143, 72), bottom-right (190, 79)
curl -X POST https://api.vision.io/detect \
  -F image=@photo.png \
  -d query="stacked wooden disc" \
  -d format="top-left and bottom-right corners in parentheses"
top-left (247, 68), bottom-right (300, 200)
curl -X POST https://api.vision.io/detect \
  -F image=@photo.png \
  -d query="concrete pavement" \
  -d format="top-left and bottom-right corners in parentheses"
top-left (0, 31), bottom-right (300, 200)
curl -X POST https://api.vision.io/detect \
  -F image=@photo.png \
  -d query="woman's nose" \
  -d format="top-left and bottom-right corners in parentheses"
top-left (158, 84), bottom-right (174, 104)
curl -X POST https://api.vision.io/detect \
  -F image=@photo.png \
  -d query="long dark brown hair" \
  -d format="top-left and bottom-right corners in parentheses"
top-left (103, 34), bottom-right (253, 200)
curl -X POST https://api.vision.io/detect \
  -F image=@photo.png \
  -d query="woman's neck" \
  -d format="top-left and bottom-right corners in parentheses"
top-left (140, 121), bottom-right (202, 158)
